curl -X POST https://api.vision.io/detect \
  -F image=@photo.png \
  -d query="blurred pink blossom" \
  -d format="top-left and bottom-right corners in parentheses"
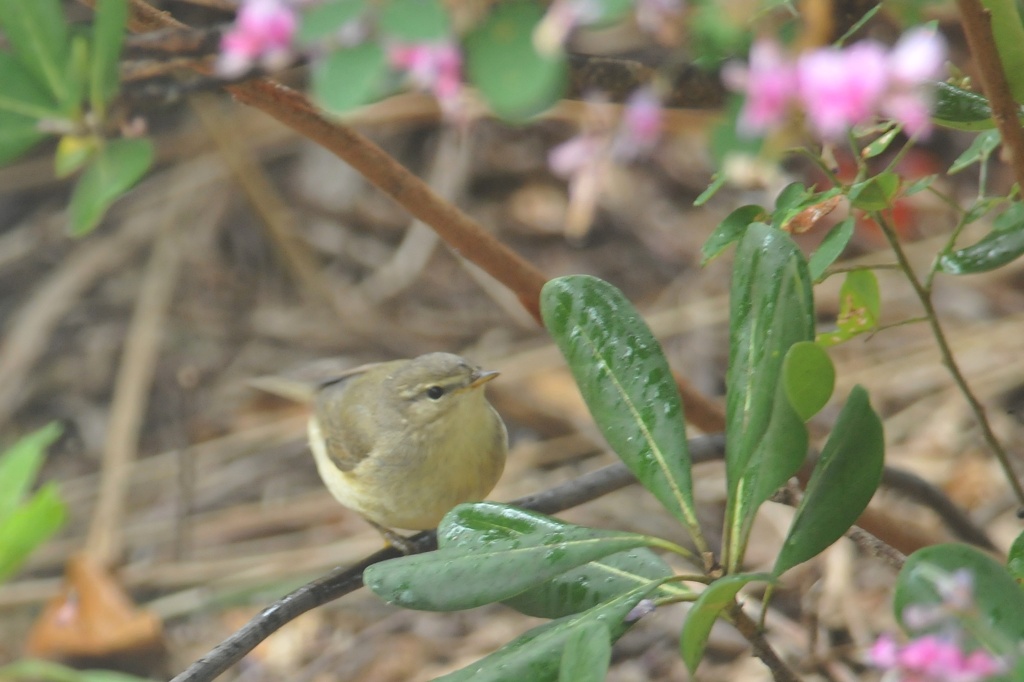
top-left (798, 41), bottom-right (888, 138)
top-left (723, 40), bottom-right (798, 136)
top-left (727, 29), bottom-right (947, 140)
top-left (869, 633), bottom-right (1004, 682)
top-left (613, 87), bottom-right (663, 158)
top-left (389, 42), bottom-right (463, 116)
top-left (217, 0), bottom-right (297, 78)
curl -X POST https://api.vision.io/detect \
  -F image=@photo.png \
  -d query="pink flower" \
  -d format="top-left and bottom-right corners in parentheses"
top-left (882, 27), bottom-right (947, 137)
top-left (797, 41), bottom-right (888, 139)
top-left (723, 40), bottom-right (798, 136)
top-left (612, 87), bottom-right (663, 158)
top-left (389, 42), bottom-right (463, 117)
top-left (217, 0), bottom-right (297, 78)
top-left (869, 634), bottom-right (1005, 682)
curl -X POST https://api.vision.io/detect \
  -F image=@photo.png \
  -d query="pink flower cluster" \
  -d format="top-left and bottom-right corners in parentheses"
top-left (869, 634), bottom-right (1004, 682)
top-left (217, 0), bottom-right (297, 78)
top-left (725, 28), bottom-right (947, 140)
top-left (389, 43), bottom-right (463, 117)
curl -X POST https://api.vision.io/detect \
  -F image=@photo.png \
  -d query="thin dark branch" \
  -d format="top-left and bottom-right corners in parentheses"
top-left (168, 435), bottom-right (725, 682)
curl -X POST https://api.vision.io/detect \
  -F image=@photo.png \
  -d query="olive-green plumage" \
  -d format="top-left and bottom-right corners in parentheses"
top-left (304, 352), bottom-right (508, 532)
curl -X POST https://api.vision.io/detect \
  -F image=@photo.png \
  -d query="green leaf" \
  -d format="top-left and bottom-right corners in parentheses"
top-left (895, 543), bottom-right (1024, 653)
top-left (465, 3), bottom-right (567, 121)
top-left (723, 224), bottom-right (814, 571)
top-left (434, 580), bottom-right (663, 682)
top-left (816, 269), bottom-right (880, 347)
top-left (693, 173), bottom-right (726, 206)
top-left (862, 124), bottom-right (901, 158)
top-left (848, 172), bottom-right (899, 212)
top-left (0, 423), bottom-right (62, 523)
top-left (379, 0), bottom-right (449, 42)
top-left (680, 573), bottom-right (772, 673)
top-left (311, 43), bottom-right (389, 114)
top-left (296, 0), bottom-right (366, 45)
top-left (365, 514), bottom-right (662, 611)
top-left (773, 386), bottom-right (883, 575)
top-left (949, 130), bottom-right (1001, 174)
top-left (0, 0), bottom-right (69, 102)
top-left (773, 182), bottom-right (811, 217)
top-left (903, 174), bottom-right (937, 196)
top-left (0, 52), bottom-right (61, 119)
top-left (983, 0), bottom-right (1024, 103)
top-left (55, 135), bottom-right (98, 179)
top-left (940, 209), bottom-right (1024, 274)
top-left (0, 659), bottom-right (155, 682)
top-left (1007, 530), bottom-right (1024, 586)
top-left (68, 138), bottom-right (154, 236)
top-left (701, 204), bottom-right (767, 264)
top-left (0, 110), bottom-right (47, 166)
top-left (558, 621), bottom-right (611, 682)
top-left (808, 216), bottom-right (855, 281)
top-left (89, 0), bottom-right (128, 118)
top-left (781, 341), bottom-right (835, 421)
top-left (0, 483), bottom-right (66, 583)
top-left (540, 275), bottom-right (702, 542)
top-left (933, 82), bottom-right (995, 131)
top-left (439, 503), bottom-right (681, 619)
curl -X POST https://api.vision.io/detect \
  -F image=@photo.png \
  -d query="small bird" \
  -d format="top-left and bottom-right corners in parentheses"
top-left (253, 353), bottom-right (508, 549)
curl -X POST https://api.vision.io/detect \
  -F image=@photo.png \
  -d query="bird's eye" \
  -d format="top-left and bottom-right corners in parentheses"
top-left (426, 386), bottom-right (445, 400)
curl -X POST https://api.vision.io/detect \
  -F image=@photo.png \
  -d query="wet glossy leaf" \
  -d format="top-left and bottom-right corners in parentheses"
top-left (949, 130), bottom-right (1001, 174)
top-left (0, 484), bottom-right (65, 582)
top-left (541, 275), bottom-right (701, 540)
top-left (773, 386), bottom-right (883, 576)
top-left (933, 82), bottom-right (994, 131)
top-left (439, 503), bottom-right (681, 618)
top-left (782, 341), bottom-right (835, 421)
top-left (379, 0), bottom-right (449, 41)
top-left (724, 224), bottom-right (813, 571)
top-left (434, 580), bottom-right (663, 681)
top-left (89, 0), bottom-right (128, 115)
top-left (701, 204), bottom-right (767, 264)
top-left (68, 138), bottom-right (154, 235)
top-left (558, 621), bottom-right (610, 682)
top-left (895, 543), bottom-right (1024, 652)
top-left (939, 225), bottom-right (1024, 274)
top-left (465, 3), bottom-right (566, 121)
top-left (808, 217), bottom-right (855, 281)
top-left (311, 43), bottom-right (389, 114)
top-left (367, 512), bottom-right (662, 611)
top-left (0, 423), bottom-right (62, 521)
top-left (848, 172), bottom-right (899, 211)
top-left (0, 0), bottom-right (69, 102)
top-left (816, 269), bottom-right (880, 346)
top-left (680, 573), bottom-right (772, 673)
top-left (296, 0), bottom-right (365, 45)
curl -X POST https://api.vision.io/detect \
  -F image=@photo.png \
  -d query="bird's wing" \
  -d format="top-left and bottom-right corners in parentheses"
top-left (312, 367), bottom-right (388, 472)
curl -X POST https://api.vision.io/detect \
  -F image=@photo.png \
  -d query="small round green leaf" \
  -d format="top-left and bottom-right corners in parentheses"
top-left (465, 3), bottom-right (566, 121)
top-left (895, 543), bottom-right (1024, 653)
top-left (933, 82), bottom-right (994, 131)
top-left (297, 0), bottom-right (366, 45)
top-left (939, 228), bottom-right (1024, 274)
top-left (379, 0), bottom-right (449, 42)
top-left (311, 43), bottom-right (389, 114)
top-left (782, 341), bottom-right (835, 421)
top-left (848, 172), bottom-right (900, 211)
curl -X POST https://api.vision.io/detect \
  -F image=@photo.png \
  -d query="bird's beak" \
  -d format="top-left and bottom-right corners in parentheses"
top-left (469, 369), bottom-right (499, 388)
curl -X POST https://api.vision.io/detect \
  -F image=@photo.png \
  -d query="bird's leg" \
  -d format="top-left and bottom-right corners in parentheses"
top-left (366, 519), bottom-right (417, 554)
